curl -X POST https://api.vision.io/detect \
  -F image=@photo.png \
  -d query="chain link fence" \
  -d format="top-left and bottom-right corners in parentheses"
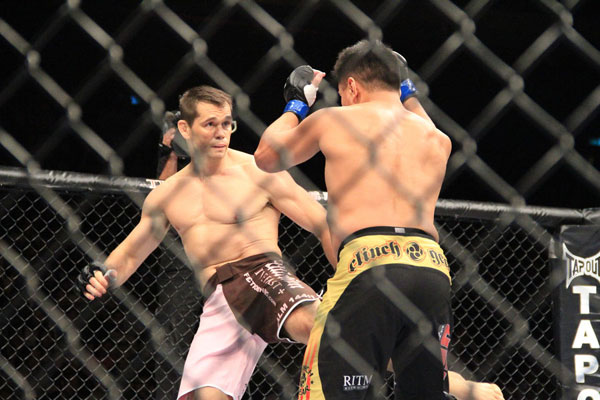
top-left (0, 168), bottom-right (591, 399)
top-left (1, 0), bottom-right (600, 399)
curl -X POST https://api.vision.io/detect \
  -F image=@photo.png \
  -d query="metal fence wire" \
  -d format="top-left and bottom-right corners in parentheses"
top-left (0, 170), bottom-right (591, 400)
top-left (1, 0), bottom-right (600, 399)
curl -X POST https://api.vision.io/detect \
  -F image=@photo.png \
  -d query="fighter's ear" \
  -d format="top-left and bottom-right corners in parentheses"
top-left (347, 77), bottom-right (360, 101)
top-left (178, 119), bottom-right (190, 140)
top-left (347, 77), bottom-right (356, 94)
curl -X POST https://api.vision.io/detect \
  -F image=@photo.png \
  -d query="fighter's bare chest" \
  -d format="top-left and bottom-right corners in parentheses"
top-left (164, 176), bottom-right (269, 228)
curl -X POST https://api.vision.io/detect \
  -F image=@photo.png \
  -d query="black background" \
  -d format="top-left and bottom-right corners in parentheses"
top-left (1, 0), bottom-right (599, 208)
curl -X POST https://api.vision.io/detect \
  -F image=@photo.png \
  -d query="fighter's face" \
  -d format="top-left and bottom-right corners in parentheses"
top-left (181, 102), bottom-right (235, 159)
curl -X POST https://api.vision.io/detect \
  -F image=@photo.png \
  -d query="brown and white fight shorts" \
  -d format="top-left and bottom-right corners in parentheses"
top-left (177, 253), bottom-right (319, 400)
top-left (204, 252), bottom-right (320, 343)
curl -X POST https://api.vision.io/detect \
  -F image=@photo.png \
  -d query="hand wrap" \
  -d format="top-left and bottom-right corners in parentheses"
top-left (283, 65), bottom-right (318, 121)
top-left (77, 261), bottom-right (107, 295)
top-left (393, 51), bottom-right (418, 103)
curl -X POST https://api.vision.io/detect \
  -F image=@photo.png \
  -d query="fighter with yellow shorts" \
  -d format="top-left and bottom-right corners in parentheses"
top-left (299, 227), bottom-right (452, 400)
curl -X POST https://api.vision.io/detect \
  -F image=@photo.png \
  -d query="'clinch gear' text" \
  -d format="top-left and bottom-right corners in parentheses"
top-left (348, 240), bottom-right (401, 272)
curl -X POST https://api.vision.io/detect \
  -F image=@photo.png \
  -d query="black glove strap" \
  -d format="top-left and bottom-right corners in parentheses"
top-left (158, 142), bottom-right (174, 157)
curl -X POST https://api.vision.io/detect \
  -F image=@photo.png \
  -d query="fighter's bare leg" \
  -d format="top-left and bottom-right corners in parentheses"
top-left (190, 387), bottom-right (233, 400)
top-left (448, 371), bottom-right (504, 400)
top-left (282, 300), bottom-right (320, 344)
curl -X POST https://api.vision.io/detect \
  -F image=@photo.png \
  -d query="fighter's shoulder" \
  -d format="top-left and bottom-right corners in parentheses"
top-left (143, 181), bottom-right (169, 210)
top-left (402, 111), bottom-right (451, 152)
top-left (232, 150), bottom-right (294, 189)
top-left (435, 128), bottom-right (452, 154)
top-left (145, 169), bottom-right (186, 206)
top-left (229, 149), bottom-right (259, 173)
top-left (301, 106), bottom-right (354, 138)
top-left (402, 108), bottom-right (431, 126)
top-left (423, 123), bottom-right (451, 154)
top-left (228, 148), bottom-right (254, 164)
top-left (227, 151), bottom-right (293, 198)
top-left (229, 149), bottom-right (271, 179)
top-left (302, 106), bottom-right (346, 127)
top-left (313, 104), bottom-right (350, 118)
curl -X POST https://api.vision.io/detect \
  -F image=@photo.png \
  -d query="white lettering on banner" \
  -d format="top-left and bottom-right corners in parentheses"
top-left (574, 286), bottom-right (598, 314)
top-left (564, 244), bottom-right (600, 288)
top-left (578, 389), bottom-right (600, 400)
top-left (575, 355), bottom-right (599, 383)
top-left (573, 320), bottom-right (600, 349)
top-left (561, 235), bottom-right (600, 398)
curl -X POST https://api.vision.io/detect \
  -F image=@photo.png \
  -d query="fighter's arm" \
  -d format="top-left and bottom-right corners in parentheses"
top-left (158, 150), bottom-right (178, 180)
top-left (448, 371), bottom-right (504, 400)
top-left (157, 127), bottom-right (178, 180)
top-left (257, 168), bottom-right (336, 267)
top-left (255, 66), bottom-right (326, 173)
top-left (255, 111), bottom-right (324, 173)
top-left (80, 190), bottom-right (170, 300)
top-left (403, 97), bottom-right (434, 127)
top-left (394, 51), bottom-right (436, 127)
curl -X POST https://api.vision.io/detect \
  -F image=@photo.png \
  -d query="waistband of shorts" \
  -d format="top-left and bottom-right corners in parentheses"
top-left (338, 226), bottom-right (435, 260)
top-left (336, 228), bottom-right (450, 282)
top-left (203, 252), bottom-right (282, 299)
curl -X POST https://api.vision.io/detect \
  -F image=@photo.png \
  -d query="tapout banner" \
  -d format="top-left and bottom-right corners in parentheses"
top-left (551, 225), bottom-right (600, 400)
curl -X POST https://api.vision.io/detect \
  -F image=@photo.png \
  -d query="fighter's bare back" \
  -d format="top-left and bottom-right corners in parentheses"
top-left (312, 99), bottom-right (451, 251)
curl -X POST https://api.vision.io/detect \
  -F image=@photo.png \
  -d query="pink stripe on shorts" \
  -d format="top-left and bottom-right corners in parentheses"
top-left (177, 284), bottom-right (268, 400)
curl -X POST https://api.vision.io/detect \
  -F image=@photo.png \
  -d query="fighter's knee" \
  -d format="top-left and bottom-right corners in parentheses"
top-left (291, 319), bottom-right (313, 345)
top-left (297, 314), bottom-right (315, 340)
top-left (304, 299), bottom-right (320, 318)
top-left (284, 301), bottom-right (319, 344)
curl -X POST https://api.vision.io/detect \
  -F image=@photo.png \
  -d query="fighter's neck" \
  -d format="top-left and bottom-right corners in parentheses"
top-left (190, 151), bottom-right (231, 177)
top-left (359, 89), bottom-right (401, 104)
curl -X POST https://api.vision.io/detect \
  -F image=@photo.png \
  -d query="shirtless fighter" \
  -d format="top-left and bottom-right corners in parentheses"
top-left (78, 85), bottom-right (336, 400)
top-left (255, 40), bottom-right (503, 400)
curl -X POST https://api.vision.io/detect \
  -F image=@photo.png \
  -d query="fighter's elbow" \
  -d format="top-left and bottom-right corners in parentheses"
top-left (254, 148), bottom-right (283, 172)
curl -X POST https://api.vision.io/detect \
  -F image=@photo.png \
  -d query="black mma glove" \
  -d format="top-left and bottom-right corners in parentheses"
top-left (283, 65), bottom-right (319, 121)
top-left (77, 261), bottom-right (108, 295)
top-left (393, 51), bottom-right (418, 103)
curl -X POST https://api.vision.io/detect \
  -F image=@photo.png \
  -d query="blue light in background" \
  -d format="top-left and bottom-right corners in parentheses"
top-left (590, 138), bottom-right (600, 147)
top-left (130, 95), bottom-right (139, 105)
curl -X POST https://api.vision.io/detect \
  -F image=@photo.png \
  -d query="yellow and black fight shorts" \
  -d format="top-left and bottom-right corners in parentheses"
top-left (299, 227), bottom-right (453, 400)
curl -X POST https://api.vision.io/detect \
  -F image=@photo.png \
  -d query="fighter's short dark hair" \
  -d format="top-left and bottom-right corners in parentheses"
top-left (332, 40), bottom-right (401, 91)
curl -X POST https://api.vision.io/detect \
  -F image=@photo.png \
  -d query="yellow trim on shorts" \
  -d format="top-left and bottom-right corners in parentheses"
top-left (338, 234), bottom-right (451, 282)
